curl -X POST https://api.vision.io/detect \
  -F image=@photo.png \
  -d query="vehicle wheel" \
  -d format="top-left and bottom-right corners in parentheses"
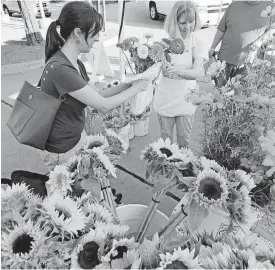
top-left (149, 3), bottom-right (159, 20)
top-left (3, 6), bottom-right (11, 16)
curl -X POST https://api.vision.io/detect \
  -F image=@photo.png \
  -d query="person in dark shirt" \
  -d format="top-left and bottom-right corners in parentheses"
top-left (39, 1), bottom-right (149, 170)
top-left (209, 0), bottom-right (275, 86)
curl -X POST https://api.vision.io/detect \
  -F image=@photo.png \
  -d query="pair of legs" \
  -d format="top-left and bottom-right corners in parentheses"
top-left (157, 114), bottom-right (194, 149)
top-left (214, 62), bottom-right (247, 88)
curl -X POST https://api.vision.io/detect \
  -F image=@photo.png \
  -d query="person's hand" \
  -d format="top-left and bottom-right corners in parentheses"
top-left (131, 79), bottom-right (150, 93)
top-left (162, 64), bottom-right (187, 78)
top-left (208, 48), bottom-right (216, 60)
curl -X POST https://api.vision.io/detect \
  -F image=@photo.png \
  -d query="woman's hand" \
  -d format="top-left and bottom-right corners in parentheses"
top-left (163, 64), bottom-right (187, 78)
top-left (131, 79), bottom-right (150, 93)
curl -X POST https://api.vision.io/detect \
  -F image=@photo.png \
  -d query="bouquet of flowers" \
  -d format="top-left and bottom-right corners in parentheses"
top-left (117, 35), bottom-right (185, 115)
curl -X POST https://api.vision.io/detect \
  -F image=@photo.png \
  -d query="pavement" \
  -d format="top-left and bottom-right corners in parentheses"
top-left (1, 1), bottom-right (216, 216)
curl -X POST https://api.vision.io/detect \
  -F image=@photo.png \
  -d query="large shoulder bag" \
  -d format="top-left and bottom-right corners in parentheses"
top-left (7, 61), bottom-right (64, 150)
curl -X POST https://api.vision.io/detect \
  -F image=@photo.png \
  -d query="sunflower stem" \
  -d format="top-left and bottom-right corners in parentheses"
top-left (159, 204), bottom-right (188, 240)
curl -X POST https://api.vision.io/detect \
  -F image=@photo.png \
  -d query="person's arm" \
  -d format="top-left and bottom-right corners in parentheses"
top-left (177, 56), bottom-right (205, 80)
top-left (89, 81), bottom-right (133, 98)
top-left (69, 79), bottom-right (148, 115)
top-left (210, 30), bottom-right (225, 52)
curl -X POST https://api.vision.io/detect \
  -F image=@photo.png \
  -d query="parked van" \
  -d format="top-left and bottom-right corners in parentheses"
top-left (144, 0), bottom-right (230, 27)
top-left (2, 0), bottom-right (52, 17)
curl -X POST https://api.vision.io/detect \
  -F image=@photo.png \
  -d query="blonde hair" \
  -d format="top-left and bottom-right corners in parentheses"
top-left (164, 1), bottom-right (201, 39)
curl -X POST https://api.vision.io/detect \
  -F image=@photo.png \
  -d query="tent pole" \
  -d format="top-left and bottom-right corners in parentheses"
top-left (118, 0), bottom-right (126, 83)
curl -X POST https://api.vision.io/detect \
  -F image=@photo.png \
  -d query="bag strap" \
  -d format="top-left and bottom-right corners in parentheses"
top-left (36, 60), bottom-right (66, 102)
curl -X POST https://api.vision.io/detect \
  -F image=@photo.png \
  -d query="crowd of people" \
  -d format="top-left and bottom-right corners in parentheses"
top-left (36, 0), bottom-right (274, 172)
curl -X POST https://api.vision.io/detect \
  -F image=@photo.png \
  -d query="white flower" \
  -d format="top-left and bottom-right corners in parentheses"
top-left (207, 60), bottom-right (226, 78)
top-left (259, 130), bottom-right (275, 156)
top-left (83, 134), bottom-right (109, 152)
top-left (137, 45), bottom-right (149, 59)
top-left (133, 42), bottom-right (142, 49)
top-left (261, 5), bottom-right (275, 17)
top-left (92, 148), bottom-right (117, 178)
top-left (191, 169), bottom-right (228, 208)
top-left (1, 220), bottom-right (46, 269)
top-left (47, 165), bottom-right (74, 196)
top-left (42, 192), bottom-right (86, 237)
top-left (71, 228), bottom-right (107, 269)
top-left (158, 247), bottom-right (201, 269)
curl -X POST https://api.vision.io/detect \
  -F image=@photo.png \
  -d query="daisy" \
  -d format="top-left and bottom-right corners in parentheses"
top-left (1, 220), bottom-right (46, 269)
top-left (71, 228), bottom-right (107, 269)
top-left (42, 192), bottom-right (86, 238)
top-left (83, 134), bottom-right (109, 153)
top-left (158, 247), bottom-right (201, 269)
top-left (207, 60), bottom-right (226, 78)
top-left (94, 221), bottom-right (130, 239)
top-left (261, 5), bottom-right (275, 17)
top-left (190, 169), bottom-right (228, 208)
top-left (137, 45), bottom-right (149, 59)
top-left (101, 237), bottom-right (139, 263)
top-left (111, 249), bottom-right (142, 269)
top-left (47, 165), bottom-right (74, 196)
top-left (92, 147), bottom-right (117, 178)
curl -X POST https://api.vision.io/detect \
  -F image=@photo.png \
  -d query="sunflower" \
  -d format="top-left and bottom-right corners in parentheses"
top-left (104, 128), bottom-right (128, 155)
top-left (200, 157), bottom-right (224, 174)
top-left (137, 45), bottom-right (149, 59)
top-left (149, 43), bottom-right (165, 63)
top-left (170, 38), bottom-right (185, 54)
top-left (247, 253), bottom-right (275, 269)
top-left (1, 183), bottom-right (31, 225)
top-left (82, 203), bottom-right (114, 232)
top-left (76, 192), bottom-right (99, 208)
top-left (91, 147), bottom-right (117, 178)
top-left (83, 134), bottom-right (109, 153)
top-left (141, 138), bottom-right (181, 161)
top-left (47, 165), bottom-right (74, 196)
top-left (227, 186), bottom-right (257, 225)
top-left (111, 249), bottom-right (142, 269)
top-left (158, 247), bottom-right (201, 269)
top-left (207, 60), bottom-right (226, 78)
top-left (1, 220), bottom-right (46, 269)
top-left (190, 169), bottom-right (228, 208)
top-left (66, 155), bottom-right (81, 176)
top-left (228, 169), bottom-right (255, 191)
top-left (42, 192), bottom-right (86, 238)
top-left (94, 221), bottom-right (130, 240)
top-left (71, 228), bottom-right (107, 269)
top-left (101, 237), bottom-right (139, 264)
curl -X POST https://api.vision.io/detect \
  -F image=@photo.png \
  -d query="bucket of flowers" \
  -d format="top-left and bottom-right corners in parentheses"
top-left (131, 105), bottom-right (151, 137)
top-left (117, 35), bottom-right (185, 116)
top-left (102, 106), bottom-right (131, 149)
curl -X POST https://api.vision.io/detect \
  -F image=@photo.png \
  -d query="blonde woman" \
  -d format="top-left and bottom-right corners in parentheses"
top-left (153, 1), bottom-right (207, 148)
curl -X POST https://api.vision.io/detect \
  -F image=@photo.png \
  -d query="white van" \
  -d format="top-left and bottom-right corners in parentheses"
top-left (144, 0), bottom-right (230, 27)
top-left (2, 0), bottom-right (52, 17)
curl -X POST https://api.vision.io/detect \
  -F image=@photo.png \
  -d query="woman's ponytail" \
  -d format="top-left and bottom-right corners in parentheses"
top-left (45, 20), bottom-right (65, 63)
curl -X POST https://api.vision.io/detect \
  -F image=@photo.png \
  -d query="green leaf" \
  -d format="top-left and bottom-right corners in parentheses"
top-left (138, 238), bottom-right (159, 269)
top-left (187, 199), bottom-right (209, 236)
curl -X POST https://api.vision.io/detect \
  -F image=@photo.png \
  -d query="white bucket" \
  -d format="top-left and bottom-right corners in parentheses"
top-left (134, 118), bottom-right (149, 137)
top-left (116, 204), bottom-right (170, 239)
top-left (128, 124), bottom-right (134, 140)
top-left (118, 124), bottom-right (130, 149)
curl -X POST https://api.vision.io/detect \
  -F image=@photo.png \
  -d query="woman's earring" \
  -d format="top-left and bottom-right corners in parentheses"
top-left (76, 39), bottom-right (80, 44)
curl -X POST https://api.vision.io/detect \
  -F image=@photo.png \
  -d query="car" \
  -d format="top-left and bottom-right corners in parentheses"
top-left (144, 0), bottom-right (231, 27)
top-left (2, 0), bottom-right (52, 18)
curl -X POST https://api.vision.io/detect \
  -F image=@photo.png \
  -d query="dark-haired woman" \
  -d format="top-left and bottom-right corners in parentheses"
top-left (40, 1), bottom-right (148, 170)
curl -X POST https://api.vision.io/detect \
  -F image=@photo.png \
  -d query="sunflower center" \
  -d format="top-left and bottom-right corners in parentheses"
top-left (12, 233), bottom-right (34, 255)
top-left (78, 241), bottom-right (100, 269)
top-left (110, 246), bottom-right (128, 260)
top-left (169, 260), bottom-right (188, 269)
top-left (88, 141), bottom-right (103, 149)
top-left (198, 177), bottom-right (222, 200)
top-left (55, 207), bottom-right (71, 220)
top-left (159, 148), bottom-right (173, 157)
